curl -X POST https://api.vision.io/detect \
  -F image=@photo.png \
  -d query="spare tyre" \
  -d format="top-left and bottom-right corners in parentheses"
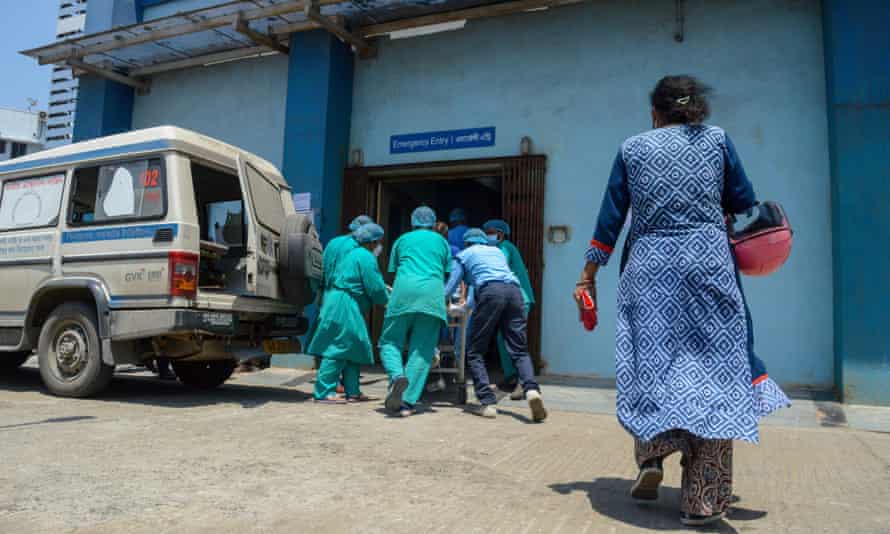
top-left (279, 213), bottom-right (323, 307)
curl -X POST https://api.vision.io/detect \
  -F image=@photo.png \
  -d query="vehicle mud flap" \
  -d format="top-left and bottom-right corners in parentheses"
top-left (101, 339), bottom-right (115, 366)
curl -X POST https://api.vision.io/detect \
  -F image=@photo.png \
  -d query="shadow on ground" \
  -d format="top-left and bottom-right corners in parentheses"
top-left (0, 367), bottom-right (311, 409)
top-left (550, 478), bottom-right (767, 532)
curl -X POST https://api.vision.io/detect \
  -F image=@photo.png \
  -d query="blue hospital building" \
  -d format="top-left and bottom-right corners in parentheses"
top-left (23, 0), bottom-right (890, 404)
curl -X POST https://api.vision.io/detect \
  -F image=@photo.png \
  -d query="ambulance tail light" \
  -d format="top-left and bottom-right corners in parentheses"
top-left (169, 252), bottom-right (198, 298)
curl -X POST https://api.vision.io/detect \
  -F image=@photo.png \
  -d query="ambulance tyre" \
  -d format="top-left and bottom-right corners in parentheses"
top-left (279, 213), bottom-right (319, 307)
top-left (173, 360), bottom-right (236, 389)
top-left (38, 303), bottom-right (114, 398)
top-left (0, 351), bottom-right (31, 372)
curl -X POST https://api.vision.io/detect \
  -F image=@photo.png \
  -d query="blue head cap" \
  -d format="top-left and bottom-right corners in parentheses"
top-left (353, 223), bottom-right (384, 244)
top-left (411, 206), bottom-right (436, 229)
top-left (449, 208), bottom-right (467, 224)
top-left (348, 214), bottom-right (374, 232)
top-left (482, 219), bottom-right (511, 236)
top-left (463, 228), bottom-right (489, 247)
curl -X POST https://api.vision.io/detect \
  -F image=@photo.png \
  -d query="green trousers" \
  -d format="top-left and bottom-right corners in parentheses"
top-left (499, 302), bottom-right (531, 381)
top-left (314, 358), bottom-right (360, 399)
top-left (378, 312), bottom-right (441, 406)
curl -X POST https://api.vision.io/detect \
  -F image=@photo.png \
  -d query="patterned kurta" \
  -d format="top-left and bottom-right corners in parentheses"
top-left (586, 125), bottom-right (789, 444)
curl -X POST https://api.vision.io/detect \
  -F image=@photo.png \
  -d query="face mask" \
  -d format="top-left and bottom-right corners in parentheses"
top-left (486, 235), bottom-right (499, 246)
top-left (373, 244), bottom-right (383, 257)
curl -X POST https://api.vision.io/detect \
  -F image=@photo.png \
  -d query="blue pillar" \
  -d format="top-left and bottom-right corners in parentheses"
top-left (73, 0), bottom-right (138, 142)
top-left (823, 1), bottom-right (890, 405)
top-left (277, 31), bottom-right (354, 369)
top-left (281, 31), bottom-right (354, 243)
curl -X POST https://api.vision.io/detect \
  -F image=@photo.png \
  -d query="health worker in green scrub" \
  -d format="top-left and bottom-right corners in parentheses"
top-left (379, 206), bottom-right (452, 417)
top-left (310, 223), bottom-right (389, 403)
top-left (483, 219), bottom-right (535, 399)
top-left (306, 215), bottom-right (374, 361)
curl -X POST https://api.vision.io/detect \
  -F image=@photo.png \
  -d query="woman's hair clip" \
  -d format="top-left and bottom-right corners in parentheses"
top-left (676, 96), bottom-right (691, 105)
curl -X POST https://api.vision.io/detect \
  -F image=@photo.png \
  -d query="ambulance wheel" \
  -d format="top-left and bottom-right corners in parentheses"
top-left (173, 360), bottom-right (235, 389)
top-left (456, 383), bottom-right (468, 405)
top-left (0, 351), bottom-right (31, 372)
top-left (38, 303), bottom-right (113, 398)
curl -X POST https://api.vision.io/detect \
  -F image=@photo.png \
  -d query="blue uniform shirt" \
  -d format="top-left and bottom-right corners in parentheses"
top-left (445, 244), bottom-right (519, 297)
top-left (447, 225), bottom-right (468, 251)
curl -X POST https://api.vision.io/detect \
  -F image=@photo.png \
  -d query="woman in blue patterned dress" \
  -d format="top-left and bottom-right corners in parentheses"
top-left (577, 76), bottom-right (789, 526)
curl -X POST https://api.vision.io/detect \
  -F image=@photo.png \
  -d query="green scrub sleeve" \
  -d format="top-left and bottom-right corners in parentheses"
top-left (359, 252), bottom-right (389, 306)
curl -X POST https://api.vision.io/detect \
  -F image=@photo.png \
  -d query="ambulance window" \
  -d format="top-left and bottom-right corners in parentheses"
top-left (245, 163), bottom-right (284, 234)
top-left (69, 158), bottom-right (166, 225)
top-left (0, 174), bottom-right (65, 231)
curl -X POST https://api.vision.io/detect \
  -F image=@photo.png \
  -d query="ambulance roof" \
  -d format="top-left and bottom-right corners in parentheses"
top-left (0, 126), bottom-right (288, 188)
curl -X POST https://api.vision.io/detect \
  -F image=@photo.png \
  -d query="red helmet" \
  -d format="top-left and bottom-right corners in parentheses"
top-left (728, 201), bottom-right (792, 276)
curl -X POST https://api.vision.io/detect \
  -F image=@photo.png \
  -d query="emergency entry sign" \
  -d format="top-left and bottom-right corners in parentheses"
top-left (390, 127), bottom-right (495, 154)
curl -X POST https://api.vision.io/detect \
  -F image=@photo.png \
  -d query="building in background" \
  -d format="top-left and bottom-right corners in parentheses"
top-left (45, 0), bottom-right (88, 148)
top-left (17, 0), bottom-right (890, 405)
top-left (0, 108), bottom-right (46, 161)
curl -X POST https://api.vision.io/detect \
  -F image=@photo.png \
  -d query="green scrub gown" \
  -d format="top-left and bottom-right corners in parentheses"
top-left (498, 239), bottom-right (535, 381)
top-left (305, 234), bottom-right (359, 356)
top-left (378, 229), bottom-right (451, 406)
top-left (309, 246), bottom-right (388, 400)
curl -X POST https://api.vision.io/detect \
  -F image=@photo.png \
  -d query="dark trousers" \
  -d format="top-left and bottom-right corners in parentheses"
top-left (466, 282), bottom-right (539, 405)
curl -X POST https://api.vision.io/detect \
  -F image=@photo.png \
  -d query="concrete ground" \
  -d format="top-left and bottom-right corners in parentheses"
top-left (1, 363), bottom-right (889, 534)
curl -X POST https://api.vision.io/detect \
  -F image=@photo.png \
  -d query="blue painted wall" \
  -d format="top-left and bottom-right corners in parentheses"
top-left (73, 76), bottom-right (135, 142)
top-left (73, 0), bottom-right (139, 142)
top-left (84, 0), bottom-right (139, 32)
top-left (131, 55), bottom-right (289, 168)
top-left (351, 0), bottom-right (834, 387)
top-left (823, 1), bottom-right (890, 404)
top-left (140, 0), bottom-right (225, 19)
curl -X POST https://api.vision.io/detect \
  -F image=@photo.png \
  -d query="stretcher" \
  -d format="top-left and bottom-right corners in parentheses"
top-left (428, 303), bottom-right (472, 405)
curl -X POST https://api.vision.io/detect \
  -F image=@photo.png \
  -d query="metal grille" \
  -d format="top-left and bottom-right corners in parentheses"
top-left (341, 167), bottom-right (372, 232)
top-left (501, 155), bottom-right (546, 370)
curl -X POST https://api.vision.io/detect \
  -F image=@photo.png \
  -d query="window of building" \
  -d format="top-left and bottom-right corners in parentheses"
top-left (245, 163), bottom-right (284, 234)
top-left (0, 174), bottom-right (66, 231)
top-left (69, 158), bottom-right (166, 225)
top-left (10, 143), bottom-right (27, 159)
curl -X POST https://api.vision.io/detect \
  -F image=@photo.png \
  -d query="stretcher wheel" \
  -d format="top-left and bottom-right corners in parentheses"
top-left (456, 383), bottom-right (468, 405)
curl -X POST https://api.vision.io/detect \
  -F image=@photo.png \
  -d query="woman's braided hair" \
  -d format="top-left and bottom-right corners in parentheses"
top-left (650, 75), bottom-right (711, 125)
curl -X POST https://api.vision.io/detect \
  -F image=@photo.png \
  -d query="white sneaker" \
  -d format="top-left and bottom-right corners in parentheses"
top-left (472, 404), bottom-right (497, 419)
top-left (527, 390), bottom-right (547, 422)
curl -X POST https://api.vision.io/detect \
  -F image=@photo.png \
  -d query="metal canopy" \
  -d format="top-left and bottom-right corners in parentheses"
top-left (21, 0), bottom-right (585, 89)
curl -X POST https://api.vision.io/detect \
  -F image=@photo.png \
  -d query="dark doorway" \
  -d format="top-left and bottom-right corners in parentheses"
top-left (379, 175), bottom-right (502, 259)
top-left (342, 156), bottom-right (546, 371)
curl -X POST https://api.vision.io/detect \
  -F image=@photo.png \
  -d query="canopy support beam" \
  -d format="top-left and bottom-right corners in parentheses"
top-left (130, 46), bottom-right (271, 77)
top-left (67, 59), bottom-right (150, 93)
top-left (233, 13), bottom-right (290, 55)
top-left (304, 2), bottom-right (375, 58)
top-left (31, 0), bottom-right (344, 66)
